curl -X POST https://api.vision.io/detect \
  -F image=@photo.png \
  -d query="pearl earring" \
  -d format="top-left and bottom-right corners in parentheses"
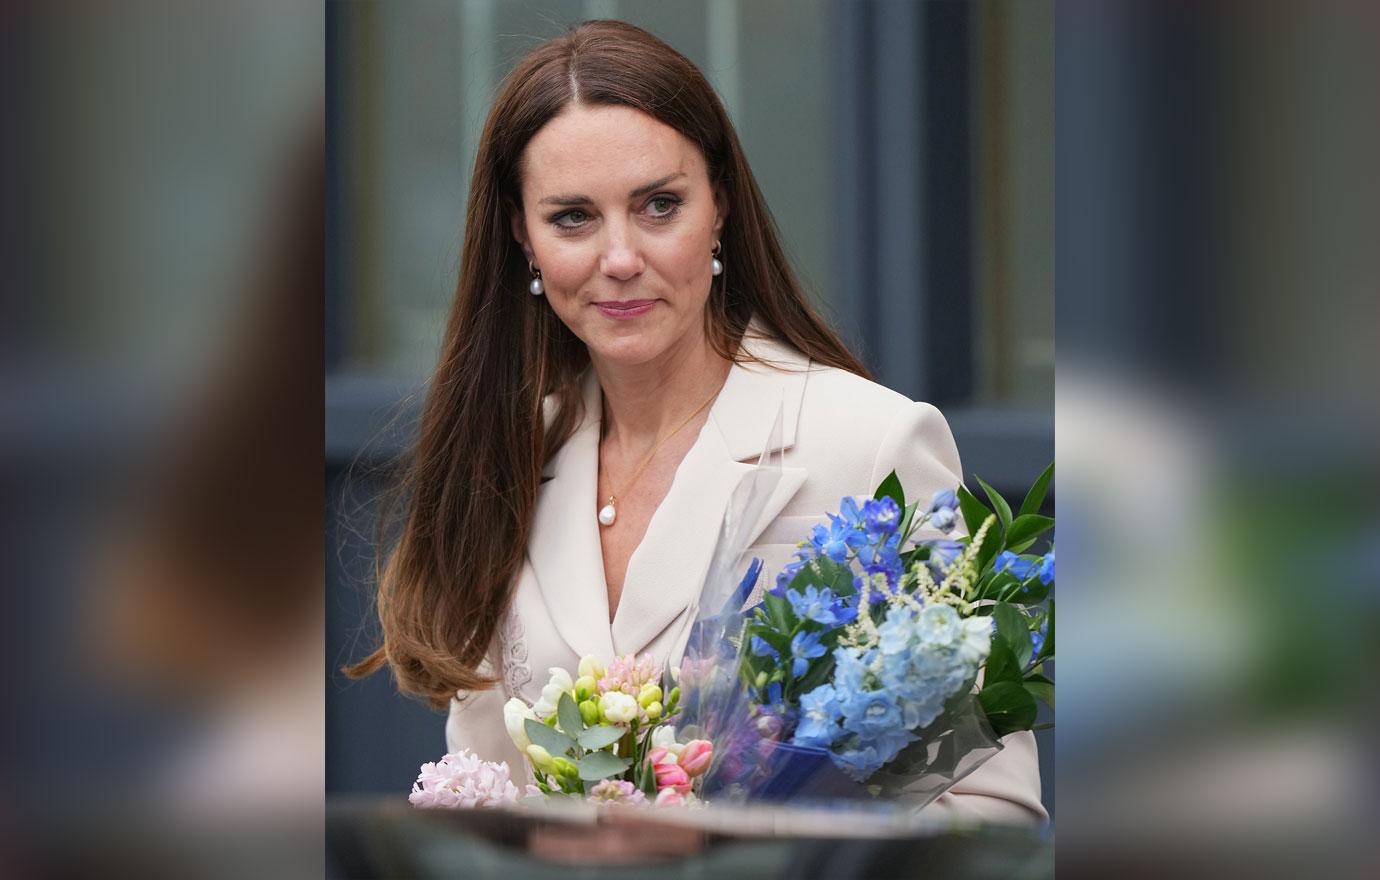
top-left (528, 261), bottom-right (544, 296)
top-left (711, 241), bottom-right (723, 277)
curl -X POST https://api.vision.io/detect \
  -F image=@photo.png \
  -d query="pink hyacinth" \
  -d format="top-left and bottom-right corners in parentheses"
top-left (408, 750), bottom-right (519, 809)
top-left (598, 653), bottom-right (660, 697)
top-left (587, 779), bottom-right (647, 806)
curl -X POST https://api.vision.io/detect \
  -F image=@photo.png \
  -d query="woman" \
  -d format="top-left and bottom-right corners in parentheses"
top-left (347, 20), bottom-right (1044, 825)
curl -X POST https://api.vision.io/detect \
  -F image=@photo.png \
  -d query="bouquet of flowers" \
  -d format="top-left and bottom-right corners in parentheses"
top-left (678, 464), bottom-right (1055, 806)
top-left (410, 652), bottom-right (715, 810)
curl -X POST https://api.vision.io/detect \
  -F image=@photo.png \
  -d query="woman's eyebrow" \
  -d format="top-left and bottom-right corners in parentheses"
top-left (538, 172), bottom-right (687, 207)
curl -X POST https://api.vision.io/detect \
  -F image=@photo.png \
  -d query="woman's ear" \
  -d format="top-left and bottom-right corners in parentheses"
top-left (711, 184), bottom-right (729, 237)
top-left (509, 207), bottom-right (534, 263)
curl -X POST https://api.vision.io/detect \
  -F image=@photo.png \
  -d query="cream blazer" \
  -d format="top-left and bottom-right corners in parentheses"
top-left (446, 331), bottom-right (1047, 825)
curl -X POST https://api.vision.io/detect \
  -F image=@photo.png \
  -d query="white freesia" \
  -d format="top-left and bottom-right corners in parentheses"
top-left (503, 697), bottom-right (537, 752)
top-left (532, 666), bottom-right (574, 717)
top-left (599, 691), bottom-right (638, 724)
top-left (650, 724), bottom-right (686, 758)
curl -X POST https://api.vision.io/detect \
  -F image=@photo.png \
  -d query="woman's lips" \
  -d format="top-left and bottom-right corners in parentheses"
top-left (594, 299), bottom-right (657, 319)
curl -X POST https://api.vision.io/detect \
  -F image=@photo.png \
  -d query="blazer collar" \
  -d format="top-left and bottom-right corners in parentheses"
top-left (528, 327), bottom-right (811, 661)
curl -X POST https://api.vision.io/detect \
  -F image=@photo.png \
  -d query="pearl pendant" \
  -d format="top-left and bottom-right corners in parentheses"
top-left (598, 502), bottom-right (617, 526)
top-left (529, 276), bottom-right (545, 295)
top-left (711, 257), bottom-right (723, 276)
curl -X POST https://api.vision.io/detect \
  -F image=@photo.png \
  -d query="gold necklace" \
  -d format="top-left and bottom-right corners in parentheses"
top-left (597, 387), bottom-right (720, 527)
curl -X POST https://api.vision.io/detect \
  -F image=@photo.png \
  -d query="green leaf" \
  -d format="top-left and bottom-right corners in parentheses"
top-left (524, 718), bottom-right (575, 756)
top-left (897, 501), bottom-right (919, 543)
top-left (874, 470), bottom-right (905, 510)
top-left (556, 692), bottom-right (585, 738)
top-left (1035, 602), bottom-right (1055, 664)
top-left (978, 681), bottom-right (1038, 736)
top-left (577, 725), bottom-right (625, 751)
top-left (1018, 462), bottom-right (1055, 517)
top-left (984, 640), bottom-right (1023, 687)
top-left (992, 602), bottom-right (1033, 669)
top-left (763, 593), bottom-right (794, 631)
top-left (746, 624), bottom-right (791, 657)
top-left (1015, 579), bottom-right (1052, 605)
top-left (815, 557), bottom-right (857, 596)
top-left (1024, 674), bottom-right (1055, 709)
top-left (975, 475), bottom-right (1013, 534)
top-left (1005, 514), bottom-right (1055, 549)
top-left (956, 485), bottom-right (993, 540)
top-left (576, 750), bottom-right (631, 782)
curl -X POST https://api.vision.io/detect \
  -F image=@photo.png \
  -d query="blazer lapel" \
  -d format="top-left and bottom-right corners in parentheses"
top-left (611, 331), bottom-right (812, 657)
top-left (526, 370), bottom-right (617, 661)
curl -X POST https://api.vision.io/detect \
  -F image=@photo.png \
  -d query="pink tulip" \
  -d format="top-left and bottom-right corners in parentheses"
top-left (654, 762), bottom-right (691, 794)
top-left (645, 747), bottom-right (670, 768)
top-left (654, 787), bottom-right (685, 807)
top-left (679, 740), bottom-right (713, 778)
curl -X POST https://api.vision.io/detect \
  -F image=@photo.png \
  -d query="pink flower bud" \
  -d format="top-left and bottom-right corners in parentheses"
top-left (679, 740), bottom-right (713, 777)
top-left (654, 762), bottom-right (691, 794)
top-left (654, 787), bottom-right (685, 807)
top-left (645, 746), bottom-right (671, 768)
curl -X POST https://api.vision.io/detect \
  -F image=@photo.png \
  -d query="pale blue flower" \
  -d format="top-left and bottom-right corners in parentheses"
top-left (995, 551), bottom-right (1036, 580)
top-left (792, 684), bottom-right (841, 748)
top-left (787, 585), bottom-right (840, 626)
top-left (790, 630), bottom-right (826, 678)
top-left (929, 507), bottom-right (956, 534)
top-left (842, 690), bottom-right (903, 739)
top-left (1038, 548), bottom-right (1055, 585)
top-left (929, 488), bottom-right (958, 512)
top-left (876, 605), bottom-right (917, 655)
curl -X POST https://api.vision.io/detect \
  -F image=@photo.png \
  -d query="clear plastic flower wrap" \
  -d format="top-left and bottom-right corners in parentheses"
top-left (666, 411), bottom-right (1055, 810)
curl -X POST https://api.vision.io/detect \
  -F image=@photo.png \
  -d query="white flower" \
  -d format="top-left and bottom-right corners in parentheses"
top-left (532, 666), bottom-right (574, 717)
top-left (503, 697), bottom-right (537, 752)
top-left (599, 691), bottom-right (639, 724)
top-left (958, 616), bottom-right (993, 664)
top-left (408, 750), bottom-right (519, 809)
top-left (649, 724), bottom-right (686, 758)
top-left (577, 654), bottom-right (605, 680)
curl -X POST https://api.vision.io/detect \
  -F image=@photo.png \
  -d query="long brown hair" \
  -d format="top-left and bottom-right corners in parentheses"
top-left (345, 20), bottom-right (870, 709)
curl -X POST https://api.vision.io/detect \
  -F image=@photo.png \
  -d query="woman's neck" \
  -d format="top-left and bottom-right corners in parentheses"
top-left (592, 332), bottom-right (732, 453)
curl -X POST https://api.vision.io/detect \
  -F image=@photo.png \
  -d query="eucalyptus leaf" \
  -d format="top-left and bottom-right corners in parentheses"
top-left (524, 718), bottom-right (576, 756)
top-left (577, 725), bottom-right (626, 751)
top-left (1018, 462), bottom-right (1055, 517)
top-left (577, 750), bottom-right (631, 782)
top-left (978, 681), bottom-right (1038, 736)
top-left (874, 469), bottom-right (905, 509)
top-left (556, 692), bottom-right (585, 738)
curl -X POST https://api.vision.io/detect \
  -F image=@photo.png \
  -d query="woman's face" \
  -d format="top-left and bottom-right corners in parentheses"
top-left (512, 103), bottom-right (727, 368)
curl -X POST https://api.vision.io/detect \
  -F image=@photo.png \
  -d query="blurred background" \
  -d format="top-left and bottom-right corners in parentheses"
top-left (324, 0), bottom-right (1056, 817)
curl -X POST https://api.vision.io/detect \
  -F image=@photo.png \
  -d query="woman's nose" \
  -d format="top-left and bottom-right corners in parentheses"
top-left (598, 221), bottom-right (644, 281)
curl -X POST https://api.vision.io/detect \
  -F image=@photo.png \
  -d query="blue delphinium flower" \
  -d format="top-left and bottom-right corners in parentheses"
top-left (1029, 627), bottom-right (1045, 662)
top-left (751, 635), bottom-right (777, 659)
top-left (842, 690), bottom-right (903, 739)
top-left (875, 605), bottom-right (917, 655)
top-left (929, 488), bottom-right (958, 513)
top-left (929, 507), bottom-right (957, 533)
top-left (790, 629), bottom-right (827, 677)
top-left (787, 585), bottom-right (840, 626)
top-left (792, 684), bottom-right (841, 748)
top-left (925, 539), bottom-right (965, 578)
top-left (808, 516), bottom-right (864, 564)
top-left (1038, 548), bottom-right (1055, 585)
top-left (860, 496), bottom-right (901, 537)
top-left (994, 550), bottom-right (1036, 580)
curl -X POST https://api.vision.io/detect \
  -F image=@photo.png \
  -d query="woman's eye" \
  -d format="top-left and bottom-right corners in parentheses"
top-left (553, 209), bottom-right (588, 229)
top-left (646, 196), bottom-right (680, 218)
